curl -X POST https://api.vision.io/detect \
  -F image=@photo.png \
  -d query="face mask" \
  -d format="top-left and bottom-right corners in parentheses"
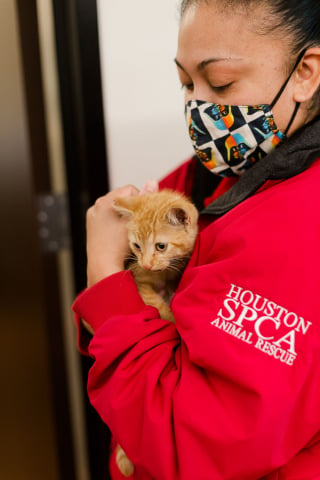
top-left (185, 51), bottom-right (305, 177)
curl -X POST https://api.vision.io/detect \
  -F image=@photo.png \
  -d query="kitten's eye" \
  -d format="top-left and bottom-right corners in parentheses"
top-left (133, 243), bottom-right (141, 250)
top-left (155, 243), bottom-right (167, 252)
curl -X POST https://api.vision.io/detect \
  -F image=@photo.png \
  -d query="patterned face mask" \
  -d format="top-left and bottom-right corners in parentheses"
top-left (185, 52), bottom-right (304, 177)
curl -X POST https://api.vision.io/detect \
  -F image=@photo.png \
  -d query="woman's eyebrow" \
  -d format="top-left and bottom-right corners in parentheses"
top-left (174, 57), bottom-right (243, 72)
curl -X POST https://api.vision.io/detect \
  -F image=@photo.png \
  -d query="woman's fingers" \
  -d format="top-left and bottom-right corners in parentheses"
top-left (139, 180), bottom-right (159, 195)
top-left (86, 185), bottom-right (139, 287)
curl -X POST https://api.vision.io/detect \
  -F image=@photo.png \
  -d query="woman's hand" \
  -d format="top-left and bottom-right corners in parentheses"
top-left (86, 180), bottom-right (159, 288)
top-left (86, 185), bottom-right (139, 288)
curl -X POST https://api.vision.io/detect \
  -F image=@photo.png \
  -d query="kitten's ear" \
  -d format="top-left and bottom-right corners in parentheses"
top-left (113, 197), bottom-right (135, 218)
top-left (166, 208), bottom-right (189, 226)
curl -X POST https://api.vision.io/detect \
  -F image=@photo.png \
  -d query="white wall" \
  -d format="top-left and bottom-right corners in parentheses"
top-left (97, 0), bottom-right (192, 189)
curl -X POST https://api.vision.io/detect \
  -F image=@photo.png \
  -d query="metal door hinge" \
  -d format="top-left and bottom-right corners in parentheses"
top-left (36, 193), bottom-right (71, 252)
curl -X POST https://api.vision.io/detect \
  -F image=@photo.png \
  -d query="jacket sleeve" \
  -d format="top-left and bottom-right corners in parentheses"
top-left (72, 177), bottom-right (320, 479)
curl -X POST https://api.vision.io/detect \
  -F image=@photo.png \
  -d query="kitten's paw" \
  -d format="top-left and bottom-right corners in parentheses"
top-left (115, 444), bottom-right (135, 477)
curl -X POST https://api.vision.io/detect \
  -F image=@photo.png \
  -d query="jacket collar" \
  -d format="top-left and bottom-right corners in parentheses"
top-left (202, 116), bottom-right (320, 216)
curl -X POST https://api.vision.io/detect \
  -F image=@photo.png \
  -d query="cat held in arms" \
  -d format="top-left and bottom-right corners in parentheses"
top-left (113, 188), bottom-right (199, 322)
top-left (112, 188), bottom-right (199, 477)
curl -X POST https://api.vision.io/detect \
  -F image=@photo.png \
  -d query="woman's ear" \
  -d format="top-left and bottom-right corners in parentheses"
top-left (293, 47), bottom-right (320, 103)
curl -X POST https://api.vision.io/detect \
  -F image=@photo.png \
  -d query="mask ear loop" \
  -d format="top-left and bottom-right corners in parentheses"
top-left (270, 49), bottom-right (306, 109)
top-left (270, 49), bottom-right (306, 136)
top-left (283, 101), bottom-right (301, 135)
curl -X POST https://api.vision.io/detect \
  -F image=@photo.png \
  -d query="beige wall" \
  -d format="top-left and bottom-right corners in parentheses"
top-left (97, 0), bottom-right (192, 189)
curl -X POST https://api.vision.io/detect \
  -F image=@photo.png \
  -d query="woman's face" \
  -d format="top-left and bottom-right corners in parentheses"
top-left (176, 2), bottom-right (302, 135)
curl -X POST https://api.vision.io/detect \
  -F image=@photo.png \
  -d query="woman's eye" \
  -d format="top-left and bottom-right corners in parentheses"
top-left (155, 243), bottom-right (167, 252)
top-left (181, 83), bottom-right (194, 92)
top-left (133, 243), bottom-right (141, 250)
top-left (209, 82), bottom-right (233, 93)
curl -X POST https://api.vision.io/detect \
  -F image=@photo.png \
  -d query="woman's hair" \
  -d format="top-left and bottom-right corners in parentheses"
top-left (180, 0), bottom-right (320, 54)
top-left (180, 0), bottom-right (320, 112)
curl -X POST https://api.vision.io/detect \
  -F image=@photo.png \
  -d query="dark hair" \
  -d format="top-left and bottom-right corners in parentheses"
top-left (180, 0), bottom-right (320, 53)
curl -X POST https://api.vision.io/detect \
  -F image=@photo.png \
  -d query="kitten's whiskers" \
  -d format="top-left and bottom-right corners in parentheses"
top-left (167, 256), bottom-right (190, 274)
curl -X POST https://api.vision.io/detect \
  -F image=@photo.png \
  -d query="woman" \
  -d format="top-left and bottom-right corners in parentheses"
top-left (73, 0), bottom-right (320, 478)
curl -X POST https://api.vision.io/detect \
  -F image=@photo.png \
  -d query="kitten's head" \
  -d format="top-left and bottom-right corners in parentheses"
top-left (113, 189), bottom-right (198, 273)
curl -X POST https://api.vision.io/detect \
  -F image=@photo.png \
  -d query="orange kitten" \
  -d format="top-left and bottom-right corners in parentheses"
top-left (113, 189), bottom-right (198, 477)
top-left (113, 189), bottom-right (199, 323)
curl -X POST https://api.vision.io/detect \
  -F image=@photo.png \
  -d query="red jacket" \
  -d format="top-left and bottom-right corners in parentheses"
top-left (73, 155), bottom-right (320, 480)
